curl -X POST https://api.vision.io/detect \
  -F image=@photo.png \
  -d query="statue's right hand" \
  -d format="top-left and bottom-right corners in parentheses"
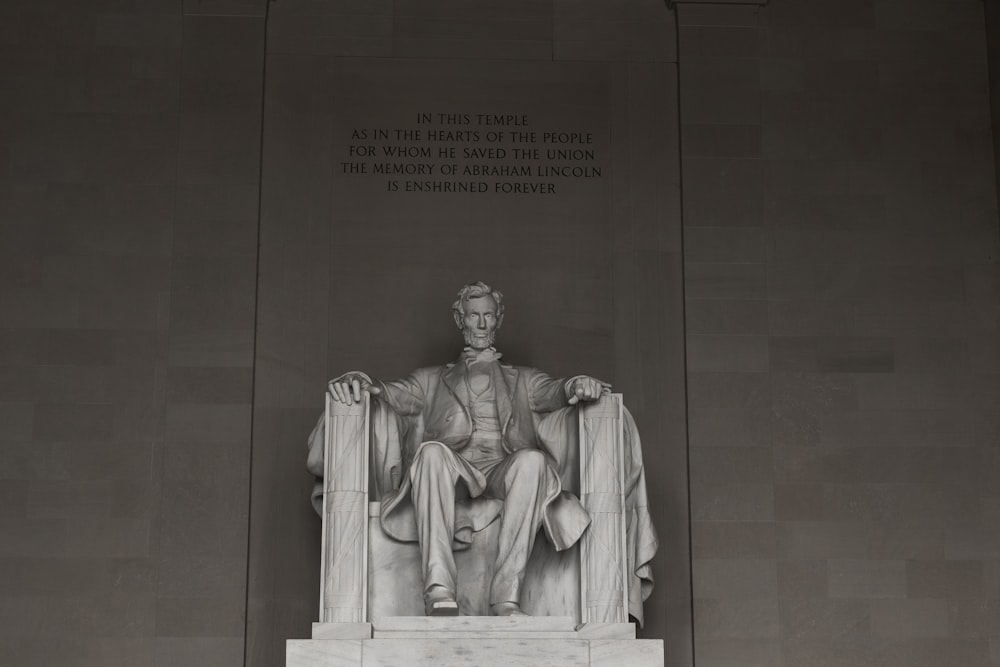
top-left (328, 373), bottom-right (381, 405)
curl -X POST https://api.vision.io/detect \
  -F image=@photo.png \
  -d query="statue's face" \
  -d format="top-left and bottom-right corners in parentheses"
top-left (460, 295), bottom-right (499, 350)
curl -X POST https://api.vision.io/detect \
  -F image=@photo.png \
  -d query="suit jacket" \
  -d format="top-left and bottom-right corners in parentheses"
top-left (373, 360), bottom-right (573, 459)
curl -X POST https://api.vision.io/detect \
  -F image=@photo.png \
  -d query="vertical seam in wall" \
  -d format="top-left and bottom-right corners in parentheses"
top-left (983, 0), bottom-right (1000, 240)
top-left (391, 0), bottom-right (397, 59)
top-left (244, 2), bottom-right (271, 665)
top-left (757, 7), bottom-right (781, 657)
top-left (550, 0), bottom-right (555, 62)
top-left (670, 4), bottom-right (698, 665)
top-left (155, 3), bottom-right (187, 646)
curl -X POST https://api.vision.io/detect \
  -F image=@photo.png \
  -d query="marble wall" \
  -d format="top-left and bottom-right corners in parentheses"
top-left (677, 0), bottom-right (1000, 665)
top-left (0, 1), bottom-right (265, 665)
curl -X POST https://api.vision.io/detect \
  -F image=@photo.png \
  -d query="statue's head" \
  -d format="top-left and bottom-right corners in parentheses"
top-left (452, 281), bottom-right (504, 350)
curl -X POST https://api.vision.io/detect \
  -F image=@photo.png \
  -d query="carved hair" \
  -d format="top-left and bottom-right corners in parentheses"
top-left (452, 281), bottom-right (504, 330)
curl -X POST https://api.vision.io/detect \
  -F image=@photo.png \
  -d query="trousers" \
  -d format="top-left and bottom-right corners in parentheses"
top-left (408, 441), bottom-right (559, 605)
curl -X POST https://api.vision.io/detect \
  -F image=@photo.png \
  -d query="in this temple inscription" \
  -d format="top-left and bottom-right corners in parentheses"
top-left (309, 283), bottom-right (657, 623)
top-left (339, 113), bottom-right (604, 195)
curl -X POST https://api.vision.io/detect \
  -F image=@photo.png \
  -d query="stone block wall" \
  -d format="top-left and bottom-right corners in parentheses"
top-left (0, 2), bottom-right (264, 665)
top-left (677, 0), bottom-right (1000, 665)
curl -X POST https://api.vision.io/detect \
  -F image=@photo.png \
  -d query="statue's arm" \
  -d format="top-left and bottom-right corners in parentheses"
top-left (526, 370), bottom-right (611, 413)
top-left (328, 369), bottom-right (428, 417)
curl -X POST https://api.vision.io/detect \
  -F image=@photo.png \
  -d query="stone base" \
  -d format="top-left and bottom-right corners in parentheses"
top-left (288, 617), bottom-right (662, 666)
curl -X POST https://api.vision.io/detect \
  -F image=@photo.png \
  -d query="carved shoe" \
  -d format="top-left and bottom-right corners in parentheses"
top-left (490, 602), bottom-right (528, 616)
top-left (424, 585), bottom-right (459, 616)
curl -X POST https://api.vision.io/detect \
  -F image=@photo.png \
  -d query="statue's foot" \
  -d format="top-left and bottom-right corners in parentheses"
top-left (490, 602), bottom-right (528, 617)
top-left (424, 586), bottom-right (459, 616)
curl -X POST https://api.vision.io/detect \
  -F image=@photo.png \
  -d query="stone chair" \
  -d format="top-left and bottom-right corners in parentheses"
top-left (287, 392), bottom-right (662, 667)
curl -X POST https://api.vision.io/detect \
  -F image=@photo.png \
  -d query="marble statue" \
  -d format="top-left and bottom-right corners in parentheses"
top-left (313, 281), bottom-right (657, 623)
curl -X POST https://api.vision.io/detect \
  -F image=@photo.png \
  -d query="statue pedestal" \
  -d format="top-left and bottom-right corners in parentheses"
top-left (287, 617), bottom-right (663, 666)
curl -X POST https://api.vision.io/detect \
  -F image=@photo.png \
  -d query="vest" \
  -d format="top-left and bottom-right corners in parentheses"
top-left (460, 365), bottom-right (505, 470)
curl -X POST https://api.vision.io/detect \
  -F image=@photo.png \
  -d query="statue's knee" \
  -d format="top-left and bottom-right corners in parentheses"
top-left (508, 449), bottom-right (547, 476)
top-left (413, 441), bottom-right (451, 468)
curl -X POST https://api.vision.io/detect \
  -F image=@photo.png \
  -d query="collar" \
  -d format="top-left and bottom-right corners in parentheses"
top-left (461, 346), bottom-right (502, 365)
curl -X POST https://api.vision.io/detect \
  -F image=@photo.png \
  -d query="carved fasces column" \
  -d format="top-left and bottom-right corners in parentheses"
top-left (320, 392), bottom-right (370, 623)
top-left (578, 393), bottom-right (628, 624)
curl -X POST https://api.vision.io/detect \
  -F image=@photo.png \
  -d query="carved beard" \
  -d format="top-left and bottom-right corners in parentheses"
top-left (462, 327), bottom-right (496, 350)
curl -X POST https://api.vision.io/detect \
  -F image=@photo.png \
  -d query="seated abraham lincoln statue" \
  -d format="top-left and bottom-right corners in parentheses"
top-left (320, 281), bottom-right (657, 620)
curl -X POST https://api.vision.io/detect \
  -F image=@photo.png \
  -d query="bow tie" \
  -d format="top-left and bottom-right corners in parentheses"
top-left (462, 347), bottom-right (502, 365)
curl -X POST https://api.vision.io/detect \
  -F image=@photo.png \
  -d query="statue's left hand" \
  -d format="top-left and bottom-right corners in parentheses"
top-left (567, 376), bottom-right (611, 405)
top-left (328, 372), bottom-right (380, 405)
